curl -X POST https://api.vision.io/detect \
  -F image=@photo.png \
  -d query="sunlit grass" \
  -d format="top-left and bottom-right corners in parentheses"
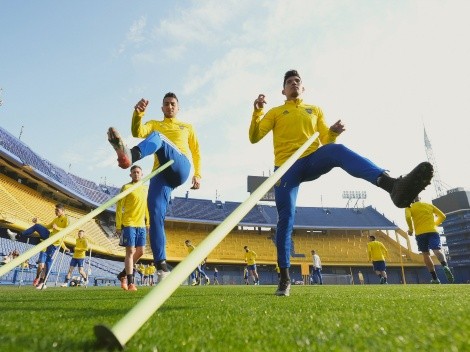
top-left (0, 284), bottom-right (468, 351)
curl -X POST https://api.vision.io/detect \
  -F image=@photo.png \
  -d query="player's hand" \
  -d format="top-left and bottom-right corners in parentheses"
top-left (330, 120), bottom-right (345, 134)
top-left (407, 230), bottom-right (414, 236)
top-left (115, 229), bottom-right (121, 236)
top-left (134, 99), bottom-right (149, 113)
top-left (190, 176), bottom-right (201, 190)
top-left (254, 94), bottom-right (267, 109)
top-left (32, 217), bottom-right (38, 223)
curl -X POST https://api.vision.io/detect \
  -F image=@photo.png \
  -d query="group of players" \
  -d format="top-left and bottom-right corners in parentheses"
top-left (6, 69), bottom-right (454, 294)
top-left (7, 206), bottom-right (88, 289)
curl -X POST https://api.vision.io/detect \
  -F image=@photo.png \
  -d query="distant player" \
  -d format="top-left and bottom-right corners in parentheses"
top-left (244, 246), bottom-right (259, 285)
top-left (115, 165), bottom-right (150, 292)
top-left (213, 267), bottom-right (219, 285)
top-left (136, 262), bottom-right (145, 285)
top-left (405, 196), bottom-right (454, 284)
top-left (143, 264), bottom-right (150, 286)
top-left (148, 263), bottom-right (156, 286)
top-left (358, 271), bottom-right (365, 285)
top-left (185, 240), bottom-right (210, 285)
top-left (10, 203), bottom-right (70, 289)
top-left (61, 229), bottom-right (89, 287)
top-left (367, 235), bottom-right (388, 284)
top-left (310, 250), bottom-right (323, 285)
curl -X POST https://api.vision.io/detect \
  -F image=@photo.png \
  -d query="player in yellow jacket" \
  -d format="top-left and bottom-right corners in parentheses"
top-left (405, 196), bottom-right (454, 283)
top-left (61, 229), bottom-right (89, 287)
top-left (108, 92), bottom-right (201, 284)
top-left (185, 240), bottom-right (210, 285)
top-left (147, 263), bottom-right (156, 286)
top-left (12, 203), bottom-right (70, 289)
top-left (115, 165), bottom-right (150, 291)
top-left (249, 70), bottom-right (433, 296)
top-left (136, 263), bottom-right (145, 285)
top-left (367, 235), bottom-right (388, 284)
top-left (244, 246), bottom-right (259, 285)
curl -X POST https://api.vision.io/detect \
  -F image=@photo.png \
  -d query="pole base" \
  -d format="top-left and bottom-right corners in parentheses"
top-left (94, 324), bottom-right (124, 350)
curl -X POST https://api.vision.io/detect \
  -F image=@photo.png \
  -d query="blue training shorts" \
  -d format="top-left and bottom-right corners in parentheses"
top-left (247, 264), bottom-right (257, 271)
top-left (70, 258), bottom-right (85, 267)
top-left (38, 251), bottom-right (47, 264)
top-left (38, 245), bottom-right (57, 264)
top-left (372, 260), bottom-right (386, 272)
top-left (120, 227), bottom-right (146, 247)
top-left (416, 232), bottom-right (441, 252)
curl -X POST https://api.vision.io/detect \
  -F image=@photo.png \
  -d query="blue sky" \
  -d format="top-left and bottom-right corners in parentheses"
top-left (1, 0), bottom-right (470, 230)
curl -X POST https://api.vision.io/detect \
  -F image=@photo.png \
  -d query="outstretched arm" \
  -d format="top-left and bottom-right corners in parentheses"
top-left (131, 98), bottom-right (154, 138)
top-left (188, 126), bottom-right (202, 190)
top-left (249, 94), bottom-right (273, 143)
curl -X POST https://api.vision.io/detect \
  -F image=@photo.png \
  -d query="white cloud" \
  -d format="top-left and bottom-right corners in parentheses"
top-left (40, 1), bottom-right (470, 230)
top-left (117, 16), bottom-right (147, 54)
top-left (131, 52), bottom-right (156, 65)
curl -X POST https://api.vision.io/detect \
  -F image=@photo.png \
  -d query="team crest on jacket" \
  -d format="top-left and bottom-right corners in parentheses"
top-left (282, 110), bottom-right (289, 115)
top-left (179, 125), bottom-right (185, 130)
top-left (305, 108), bottom-right (312, 114)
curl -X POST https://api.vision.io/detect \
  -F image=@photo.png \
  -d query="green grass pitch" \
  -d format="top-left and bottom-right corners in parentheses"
top-left (0, 284), bottom-right (468, 351)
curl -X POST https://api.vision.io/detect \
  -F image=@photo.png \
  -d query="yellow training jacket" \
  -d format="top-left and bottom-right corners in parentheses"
top-left (245, 250), bottom-right (257, 265)
top-left (367, 241), bottom-right (388, 262)
top-left (405, 201), bottom-right (446, 236)
top-left (249, 99), bottom-right (338, 167)
top-left (132, 111), bottom-right (202, 178)
top-left (44, 215), bottom-right (69, 247)
top-left (73, 237), bottom-right (89, 259)
top-left (115, 183), bottom-right (150, 230)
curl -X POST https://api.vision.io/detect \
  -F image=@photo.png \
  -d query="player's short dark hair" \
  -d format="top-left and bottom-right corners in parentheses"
top-left (369, 235), bottom-right (376, 241)
top-left (163, 92), bottom-right (178, 102)
top-left (283, 70), bottom-right (301, 87)
top-left (130, 165), bottom-right (142, 172)
top-left (55, 203), bottom-right (65, 210)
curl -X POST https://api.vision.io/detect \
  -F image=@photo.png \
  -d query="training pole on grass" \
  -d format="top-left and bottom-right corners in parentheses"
top-left (42, 237), bottom-right (67, 289)
top-left (85, 247), bottom-right (93, 287)
top-left (94, 132), bottom-right (320, 350)
top-left (0, 160), bottom-right (174, 277)
top-left (17, 237), bottom-right (30, 287)
top-left (53, 242), bottom-right (67, 287)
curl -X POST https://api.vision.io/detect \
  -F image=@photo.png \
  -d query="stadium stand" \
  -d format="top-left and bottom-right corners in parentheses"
top-left (1, 125), bottom-right (434, 285)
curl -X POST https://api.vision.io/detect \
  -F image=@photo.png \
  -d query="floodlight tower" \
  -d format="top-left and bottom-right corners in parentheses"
top-left (424, 126), bottom-right (446, 197)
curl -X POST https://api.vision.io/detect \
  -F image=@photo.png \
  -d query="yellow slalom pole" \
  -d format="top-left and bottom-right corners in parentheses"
top-left (0, 160), bottom-right (174, 277)
top-left (94, 132), bottom-right (320, 350)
